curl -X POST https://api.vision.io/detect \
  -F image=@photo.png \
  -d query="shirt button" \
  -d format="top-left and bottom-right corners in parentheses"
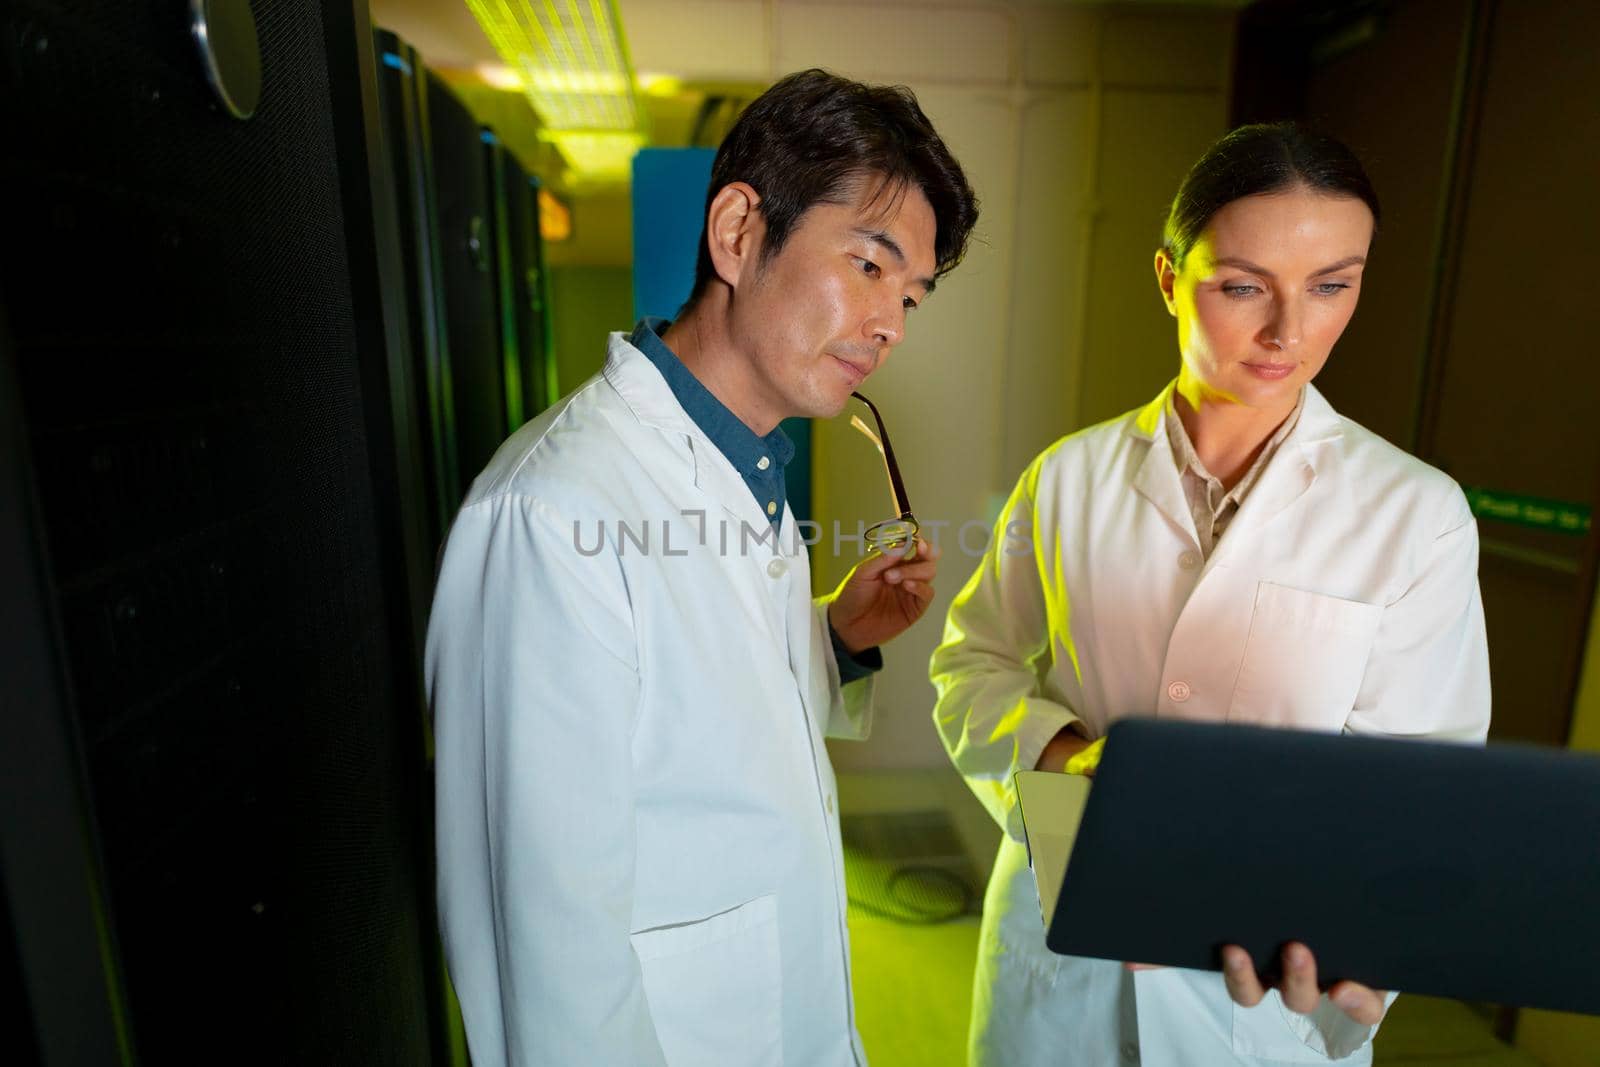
top-left (766, 500), bottom-right (777, 516)
top-left (1167, 680), bottom-right (1192, 703)
top-left (767, 558), bottom-right (788, 579)
top-left (757, 456), bottom-right (771, 471)
top-left (1178, 550), bottom-right (1200, 570)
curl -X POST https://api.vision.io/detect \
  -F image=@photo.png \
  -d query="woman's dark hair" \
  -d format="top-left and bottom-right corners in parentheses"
top-left (686, 69), bottom-right (979, 308)
top-left (1163, 122), bottom-right (1381, 268)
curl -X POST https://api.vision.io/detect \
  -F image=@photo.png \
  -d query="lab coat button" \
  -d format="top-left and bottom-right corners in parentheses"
top-left (826, 794), bottom-right (835, 813)
top-left (1178, 550), bottom-right (1200, 570)
top-left (767, 558), bottom-right (788, 579)
top-left (1121, 1041), bottom-right (1139, 1063)
top-left (1167, 680), bottom-right (1192, 703)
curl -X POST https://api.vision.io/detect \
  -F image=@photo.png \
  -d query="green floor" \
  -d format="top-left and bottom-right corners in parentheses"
top-left (848, 909), bottom-right (979, 1066)
top-left (847, 903), bottom-right (1544, 1067)
top-left (838, 767), bottom-right (1545, 1067)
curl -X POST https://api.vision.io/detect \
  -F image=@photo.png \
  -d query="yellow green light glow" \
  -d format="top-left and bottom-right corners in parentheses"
top-left (636, 72), bottom-right (683, 97)
top-left (540, 129), bottom-right (645, 182)
top-left (464, 0), bottom-right (648, 179)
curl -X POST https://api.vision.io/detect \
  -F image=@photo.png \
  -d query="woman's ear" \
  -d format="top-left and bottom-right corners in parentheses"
top-left (705, 182), bottom-right (765, 292)
top-left (1154, 249), bottom-right (1179, 317)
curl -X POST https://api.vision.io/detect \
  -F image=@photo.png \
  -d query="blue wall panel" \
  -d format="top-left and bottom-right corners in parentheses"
top-left (631, 148), bottom-right (811, 526)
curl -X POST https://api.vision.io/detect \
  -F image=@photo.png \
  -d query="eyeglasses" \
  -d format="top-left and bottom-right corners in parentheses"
top-left (849, 391), bottom-right (919, 558)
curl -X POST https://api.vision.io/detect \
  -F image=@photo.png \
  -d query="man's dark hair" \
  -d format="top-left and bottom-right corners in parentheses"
top-left (1163, 122), bottom-right (1381, 268)
top-left (686, 68), bottom-right (979, 308)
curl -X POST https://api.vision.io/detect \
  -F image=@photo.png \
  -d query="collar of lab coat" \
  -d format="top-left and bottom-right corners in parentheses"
top-left (601, 331), bottom-right (789, 540)
top-left (1127, 380), bottom-right (1346, 557)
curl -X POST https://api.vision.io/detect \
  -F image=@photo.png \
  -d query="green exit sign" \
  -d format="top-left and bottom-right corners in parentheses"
top-left (1465, 488), bottom-right (1592, 535)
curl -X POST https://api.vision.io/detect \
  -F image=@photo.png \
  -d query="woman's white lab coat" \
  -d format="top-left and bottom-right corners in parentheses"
top-left (427, 334), bottom-right (876, 1066)
top-left (931, 381), bottom-right (1490, 1066)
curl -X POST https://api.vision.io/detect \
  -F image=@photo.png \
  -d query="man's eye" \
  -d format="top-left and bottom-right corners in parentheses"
top-left (1221, 284), bottom-right (1261, 297)
top-left (902, 296), bottom-right (918, 311)
top-left (858, 258), bottom-right (881, 277)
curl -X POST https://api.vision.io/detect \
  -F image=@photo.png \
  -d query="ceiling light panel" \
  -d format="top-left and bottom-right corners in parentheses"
top-left (540, 129), bottom-right (644, 182)
top-left (464, 0), bottom-right (643, 133)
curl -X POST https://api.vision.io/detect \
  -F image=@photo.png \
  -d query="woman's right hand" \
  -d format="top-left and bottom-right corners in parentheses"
top-left (1034, 726), bottom-right (1100, 775)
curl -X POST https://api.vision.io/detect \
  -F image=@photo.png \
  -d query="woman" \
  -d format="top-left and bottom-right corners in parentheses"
top-left (930, 123), bottom-right (1490, 1067)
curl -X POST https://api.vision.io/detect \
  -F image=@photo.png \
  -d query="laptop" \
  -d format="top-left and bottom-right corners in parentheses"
top-left (1014, 718), bottom-right (1600, 1015)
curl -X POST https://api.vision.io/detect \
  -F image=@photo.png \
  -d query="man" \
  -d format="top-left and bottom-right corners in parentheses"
top-left (427, 69), bottom-right (978, 1066)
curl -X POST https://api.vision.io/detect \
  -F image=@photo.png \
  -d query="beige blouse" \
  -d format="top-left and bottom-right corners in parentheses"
top-left (1164, 390), bottom-right (1306, 558)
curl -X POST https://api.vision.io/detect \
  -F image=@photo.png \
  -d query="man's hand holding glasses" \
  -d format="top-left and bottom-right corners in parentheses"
top-left (824, 392), bottom-right (941, 655)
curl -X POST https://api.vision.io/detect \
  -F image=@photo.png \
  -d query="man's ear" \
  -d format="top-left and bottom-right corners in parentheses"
top-left (1154, 249), bottom-right (1179, 317)
top-left (705, 182), bottom-right (765, 292)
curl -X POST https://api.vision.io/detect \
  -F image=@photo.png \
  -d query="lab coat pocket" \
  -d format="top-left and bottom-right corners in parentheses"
top-left (631, 893), bottom-right (784, 1067)
top-left (1229, 582), bottom-right (1382, 732)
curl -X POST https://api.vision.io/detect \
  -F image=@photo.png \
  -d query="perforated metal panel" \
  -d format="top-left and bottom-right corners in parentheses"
top-left (1, 0), bottom-right (437, 1060)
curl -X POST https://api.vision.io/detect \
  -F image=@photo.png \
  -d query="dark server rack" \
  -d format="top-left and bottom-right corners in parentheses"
top-left (426, 72), bottom-right (507, 495)
top-left (525, 173), bottom-right (559, 413)
top-left (0, 0), bottom-right (444, 1062)
top-left (489, 138), bottom-right (558, 420)
top-left (375, 30), bottom-right (460, 546)
top-left (484, 130), bottom-right (527, 435)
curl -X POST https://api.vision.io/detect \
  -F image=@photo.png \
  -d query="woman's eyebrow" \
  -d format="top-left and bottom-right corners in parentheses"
top-left (1209, 254), bottom-right (1366, 277)
top-left (1211, 255), bottom-right (1273, 275)
top-left (1310, 255), bottom-right (1367, 276)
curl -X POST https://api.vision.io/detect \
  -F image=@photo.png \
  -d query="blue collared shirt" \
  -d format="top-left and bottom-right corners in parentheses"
top-left (630, 318), bottom-right (794, 527)
top-left (629, 318), bottom-right (882, 681)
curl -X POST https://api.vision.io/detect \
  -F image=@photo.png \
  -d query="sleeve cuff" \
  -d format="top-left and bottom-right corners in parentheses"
top-left (828, 619), bottom-right (883, 685)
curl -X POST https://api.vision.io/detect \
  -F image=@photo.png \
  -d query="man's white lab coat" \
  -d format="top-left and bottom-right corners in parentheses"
top-left (427, 333), bottom-right (875, 1066)
top-left (931, 381), bottom-right (1490, 1066)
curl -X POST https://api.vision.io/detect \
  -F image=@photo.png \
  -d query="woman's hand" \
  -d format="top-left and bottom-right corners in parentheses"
top-left (1035, 726), bottom-right (1100, 775)
top-left (1220, 942), bottom-right (1388, 1025)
